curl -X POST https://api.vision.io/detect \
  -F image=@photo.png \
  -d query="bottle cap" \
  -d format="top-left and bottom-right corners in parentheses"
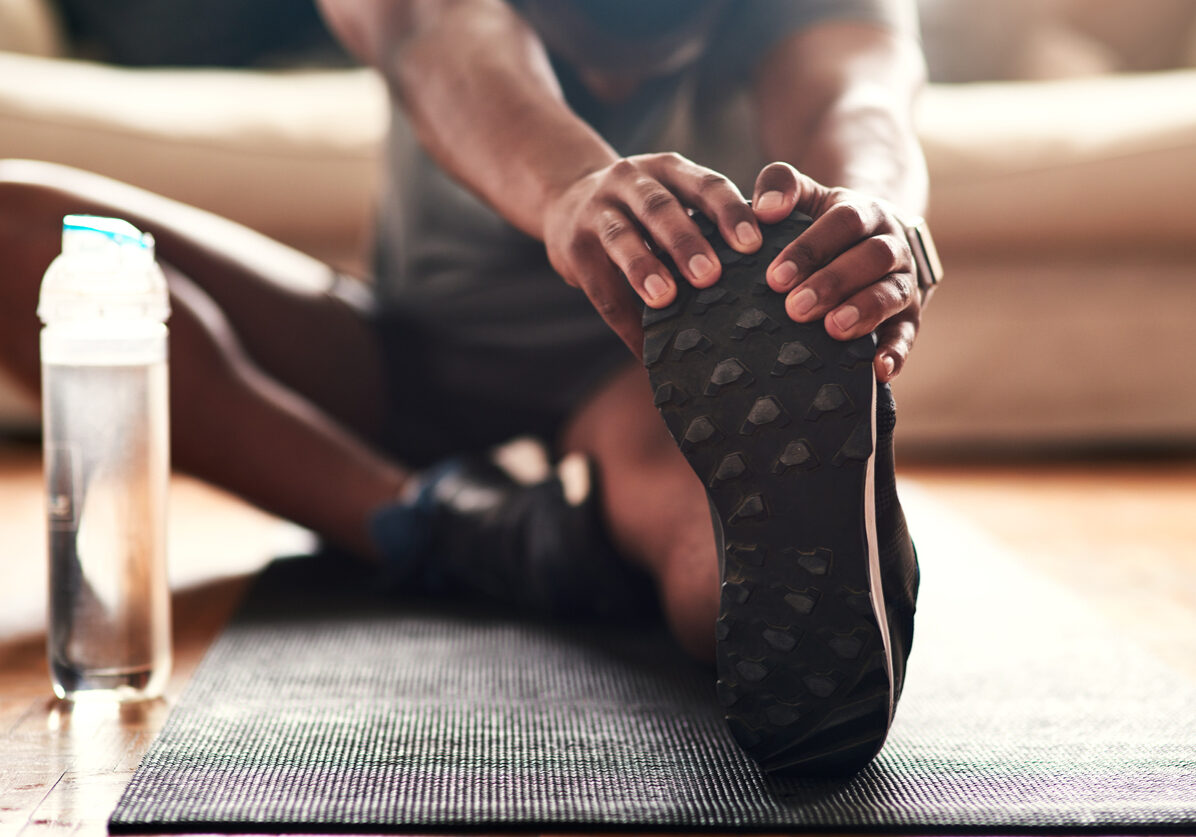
top-left (38, 215), bottom-right (171, 324)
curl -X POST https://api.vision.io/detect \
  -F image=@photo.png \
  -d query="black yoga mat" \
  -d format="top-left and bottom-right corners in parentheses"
top-left (110, 495), bottom-right (1196, 832)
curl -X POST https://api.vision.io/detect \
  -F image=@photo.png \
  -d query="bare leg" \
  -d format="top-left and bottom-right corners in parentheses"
top-left (0, 160), bottom-right (408, 557)
top-left (559, 363), bottom-right (719, 661)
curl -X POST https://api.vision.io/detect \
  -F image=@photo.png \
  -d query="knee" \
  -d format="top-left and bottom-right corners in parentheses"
top-left (0, 158), bottom-right (87, 193)
top-left (0, 161), bottom-right (78, 272)
top-left (0, 159), bottom-right (32, 194)
top-left (0, 159), bottom-right (66, 215)
top-left (0, 160), bottom-right (126, 239)
top-left (0, 166), bottom-right (68, 387)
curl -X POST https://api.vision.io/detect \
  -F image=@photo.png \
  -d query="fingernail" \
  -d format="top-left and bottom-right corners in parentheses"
top-left (643, 273), bottom-right (669, 301)
top-left (880, 354), bottom-right (896, 379)
top-left (772, 260), bottom-right (798, 289)
top-left (756, 191), bottom-right (785, 213)
top-left (735, 221), bottom-right (760, 248)
top-left (689, 253), bottom-right (717, 283)
top-left (791, 286), bottom-right (817, 316)
top-left (831, 305), bottom-right (860, 331)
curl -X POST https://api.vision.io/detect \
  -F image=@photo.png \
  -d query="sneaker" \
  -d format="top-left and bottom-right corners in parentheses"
top-left (643, 210), bottom-right (916, 776)
top-left (370, 454), bottom-right (656, 620)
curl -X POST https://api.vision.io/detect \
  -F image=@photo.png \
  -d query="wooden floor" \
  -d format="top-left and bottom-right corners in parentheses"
top-left (1, 438), bottom-right (1194, 836)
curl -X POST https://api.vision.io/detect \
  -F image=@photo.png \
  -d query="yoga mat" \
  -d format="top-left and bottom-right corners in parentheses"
top-left (110, 488), bottom-right (1196, 832)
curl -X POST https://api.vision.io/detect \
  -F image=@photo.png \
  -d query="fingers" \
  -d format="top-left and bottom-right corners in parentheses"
top-left (605, 159), bottom-right (721, 291)
top-left (768, 199), bottom-right (889, 293)
top-left (574, 248), bottom-right (646, 360)
top-left (745, 161), bottom-right (925, 381)
top-left (782, 233), bottom-right (912, 327)
top-left (820, 266), bottom-right (916, 338)
top-left (649, 154), bottom-right (761, 255)
top-left (587, 154), bottom-right (763, 307)
top-left (591, 205), bottom-right (678, 307)
top-left (751, 161), bottom-right (832, 225)
top-left (613, 154), bottom-right (762, 295)
top-left (874, 308), bottom-right (919, 383)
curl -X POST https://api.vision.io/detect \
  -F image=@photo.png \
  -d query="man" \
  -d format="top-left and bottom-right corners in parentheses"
top-left (0, 0), bottom-right (935, 775)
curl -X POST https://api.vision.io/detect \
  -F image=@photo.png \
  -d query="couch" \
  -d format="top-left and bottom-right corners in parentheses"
top-left (2, 0), bottom-right (1194, 454)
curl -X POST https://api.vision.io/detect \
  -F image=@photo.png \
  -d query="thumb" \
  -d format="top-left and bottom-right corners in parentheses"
top-left (752, 161), bottom-right (834, 224)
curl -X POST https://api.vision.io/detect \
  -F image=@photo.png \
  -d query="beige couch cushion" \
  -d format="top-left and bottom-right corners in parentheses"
top-left (918, 70), bottom-right (1196, 251)
top-left (0, 51), bottom-right (387, 264)
top-left (894, 252), bottom-right (1195, 450)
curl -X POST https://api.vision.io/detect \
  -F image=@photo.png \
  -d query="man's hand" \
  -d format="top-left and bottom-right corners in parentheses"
top-left (543, 152), bottom-right (763, 358)
top-left (752, 161), bottom-right (927, 384)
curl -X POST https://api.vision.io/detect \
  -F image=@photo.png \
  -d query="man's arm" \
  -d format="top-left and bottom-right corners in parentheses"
top-left (320, 0), bottom-right (611, 240)
top-left (317, 0), bottom-right (764, 355)
top-left (748, 12), bottom-right (931, 382)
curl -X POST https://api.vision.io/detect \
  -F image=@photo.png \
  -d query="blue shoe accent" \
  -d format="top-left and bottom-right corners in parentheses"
top-left (369, 458), bottom-right (466, 591)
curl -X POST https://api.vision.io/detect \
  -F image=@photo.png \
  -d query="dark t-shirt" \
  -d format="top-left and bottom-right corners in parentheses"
top-left (370, 0), bottom-right (896, 458)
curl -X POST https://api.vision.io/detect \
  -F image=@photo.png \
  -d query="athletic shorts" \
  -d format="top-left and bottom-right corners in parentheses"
top-left (369, 262), bottom-right (634, 469)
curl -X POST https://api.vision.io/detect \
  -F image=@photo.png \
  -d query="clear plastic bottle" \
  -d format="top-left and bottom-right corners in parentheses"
top-left (38, 215), bottom-right (172, 701)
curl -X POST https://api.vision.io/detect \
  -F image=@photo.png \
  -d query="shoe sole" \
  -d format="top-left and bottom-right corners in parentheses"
top-left (643, 212), bottom-right (894, 777)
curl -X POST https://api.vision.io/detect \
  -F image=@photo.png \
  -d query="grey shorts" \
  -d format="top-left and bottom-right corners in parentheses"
top-left (368, 263), bottom-right (634, 468)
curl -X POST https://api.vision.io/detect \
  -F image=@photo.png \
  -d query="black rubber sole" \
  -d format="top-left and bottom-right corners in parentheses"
top-left (643, 212), bottom-right (894, 777)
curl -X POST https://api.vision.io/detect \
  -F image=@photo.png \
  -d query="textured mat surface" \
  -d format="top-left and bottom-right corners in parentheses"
top-left (110, 491), bottom-right (1196, 832)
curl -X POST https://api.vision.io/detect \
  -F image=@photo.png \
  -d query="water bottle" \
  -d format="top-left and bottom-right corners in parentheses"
top-left (38, 215), bottom-right (172, 701)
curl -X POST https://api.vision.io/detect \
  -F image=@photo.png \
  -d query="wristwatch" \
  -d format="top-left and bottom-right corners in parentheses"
top-left (901, 217), bottom-right (944, 296)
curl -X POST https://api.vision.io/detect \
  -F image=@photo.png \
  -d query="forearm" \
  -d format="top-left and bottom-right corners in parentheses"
top-left (754, 20), bottom-right (928, 216)
top-left (321, 0), bottom-right (616, 240)
top-left (795, 86), bottom-right (927, 216)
